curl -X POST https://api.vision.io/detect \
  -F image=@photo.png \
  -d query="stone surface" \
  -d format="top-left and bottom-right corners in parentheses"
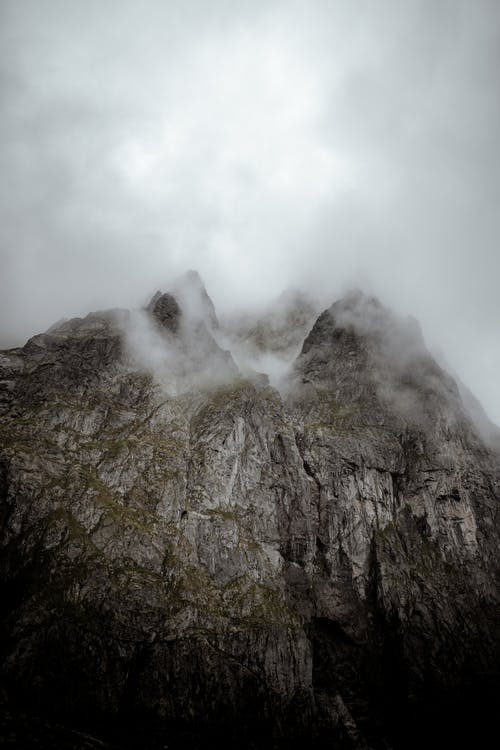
top-left (1, 282), bottom-right (500, 748)
top-left (146, 292), bottom-right (182, 332)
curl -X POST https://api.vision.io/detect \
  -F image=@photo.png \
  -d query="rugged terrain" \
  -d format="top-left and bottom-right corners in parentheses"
top-left (1, 275), bottom-right (500, 748)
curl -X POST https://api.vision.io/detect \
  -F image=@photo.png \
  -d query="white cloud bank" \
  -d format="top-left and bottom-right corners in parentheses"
top-left (1, 0), bottom-right (499, 422)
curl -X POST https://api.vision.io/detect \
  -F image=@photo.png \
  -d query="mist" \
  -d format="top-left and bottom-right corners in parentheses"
top-left (1, 0), bottom-right (500, 422)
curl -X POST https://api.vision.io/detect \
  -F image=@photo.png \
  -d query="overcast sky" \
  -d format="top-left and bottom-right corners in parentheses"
top-left (1, 0), bottom-right (500, 421)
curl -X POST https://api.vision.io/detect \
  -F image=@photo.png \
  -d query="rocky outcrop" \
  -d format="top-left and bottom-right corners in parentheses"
top-left (146, 292), bottom-right (182, 332)
top-left (0, 282), bottom-right (499, 749)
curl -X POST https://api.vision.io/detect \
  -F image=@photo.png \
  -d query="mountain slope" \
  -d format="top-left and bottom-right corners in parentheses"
top-left (1, 282), bottom-right (499, 749)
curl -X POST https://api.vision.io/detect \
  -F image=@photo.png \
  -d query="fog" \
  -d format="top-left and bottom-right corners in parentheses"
top-left (1, 0), bottom-right (500, 422)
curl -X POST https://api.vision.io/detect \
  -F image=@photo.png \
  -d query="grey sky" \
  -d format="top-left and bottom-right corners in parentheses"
top-left (1, 0), bottom-right (500, 421)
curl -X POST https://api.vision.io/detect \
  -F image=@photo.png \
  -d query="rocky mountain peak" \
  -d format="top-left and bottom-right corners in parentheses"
top-left (298, 289), bottom-right (451, 405)
top-left (170, 269), bottom-right (219, 330)
top-left (303, 289), bottom-right (424, 354)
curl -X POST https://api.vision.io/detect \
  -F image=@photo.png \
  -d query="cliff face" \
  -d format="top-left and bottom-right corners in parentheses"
top-left (1, 280), bottom-right (500, 749)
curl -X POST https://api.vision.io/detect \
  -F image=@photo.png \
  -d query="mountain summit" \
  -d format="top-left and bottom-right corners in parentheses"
top-left (1, 279), bottom-right (499, 749)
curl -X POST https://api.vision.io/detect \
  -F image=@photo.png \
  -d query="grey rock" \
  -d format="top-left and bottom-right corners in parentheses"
top-left (0, 284), bottom-right (499, 749)
top-left (146, 292), bottom-right (182, 333)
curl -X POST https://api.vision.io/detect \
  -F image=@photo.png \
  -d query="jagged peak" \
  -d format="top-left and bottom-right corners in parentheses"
top-left (330, 288), bottom-right (400, 334)
top-left (170, 270), bottom-right (219, 330)
top-left (144, 271), bottom-right (219, 335)
top-left (303, 288), bottom-right (425, 357)
top-left (295, 289), bottom-right (469, 432)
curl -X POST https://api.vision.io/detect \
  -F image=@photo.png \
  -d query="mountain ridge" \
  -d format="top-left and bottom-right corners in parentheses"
top-left (1, 275), bottom-right (500, 749)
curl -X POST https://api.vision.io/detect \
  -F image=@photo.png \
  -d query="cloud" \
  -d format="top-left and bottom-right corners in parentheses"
top-left (123, 282), bottom-right (237, 395)
top-left (1, 0), bottom-right (500, 423)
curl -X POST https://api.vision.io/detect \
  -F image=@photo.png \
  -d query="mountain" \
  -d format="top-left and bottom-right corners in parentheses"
top-left (1, 278), bottom-right (500, 749)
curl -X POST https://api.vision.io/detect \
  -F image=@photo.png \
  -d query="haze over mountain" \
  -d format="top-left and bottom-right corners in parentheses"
top-left (1, 0), bottom-right (500, 425)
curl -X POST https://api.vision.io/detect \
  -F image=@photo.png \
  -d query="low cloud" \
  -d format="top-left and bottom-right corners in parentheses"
top-left (1, 1), bottom-right (500, 422)
top-left (123, 281), bottom-right (237, 396)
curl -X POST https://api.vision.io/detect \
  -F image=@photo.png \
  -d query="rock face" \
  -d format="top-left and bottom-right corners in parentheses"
top-left (1, 282), bottom-right (500, 749)
top-left (146, 292), bottom-right (182, 332)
